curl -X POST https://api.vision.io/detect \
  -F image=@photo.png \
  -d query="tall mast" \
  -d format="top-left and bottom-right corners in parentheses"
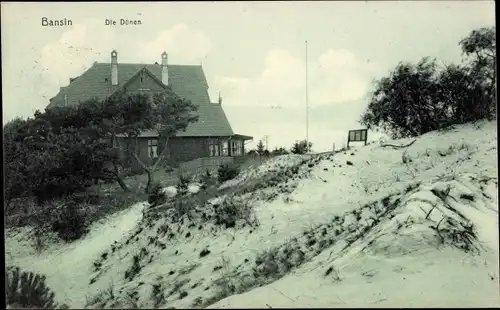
top-left (305, 40), bottom-right (309, 152)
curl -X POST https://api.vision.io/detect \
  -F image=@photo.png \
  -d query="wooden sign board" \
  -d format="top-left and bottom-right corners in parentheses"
top-left (347, 129), bottom-right (368, 149)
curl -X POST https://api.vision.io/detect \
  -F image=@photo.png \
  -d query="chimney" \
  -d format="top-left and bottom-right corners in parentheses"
top-left (111, 50), bottom-right (118, 85)
top-left (218, 92), bottom-right (222, 105)
top-left (161, 52), bottom-right (169, 85)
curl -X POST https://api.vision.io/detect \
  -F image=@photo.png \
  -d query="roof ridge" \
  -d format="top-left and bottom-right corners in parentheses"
top-left (94, 62), bottom-right (203, 67)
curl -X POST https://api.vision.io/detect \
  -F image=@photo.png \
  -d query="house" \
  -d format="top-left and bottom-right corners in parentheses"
top-left (47, 50), bottom-right (253, 171)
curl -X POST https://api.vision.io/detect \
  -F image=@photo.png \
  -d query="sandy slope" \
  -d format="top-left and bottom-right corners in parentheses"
top-left (5, 120), bottom-right (499, 308)
top-left (5, 202), bottom-right (147, 307)
top-left (210, 248), bottom-right (499, 308)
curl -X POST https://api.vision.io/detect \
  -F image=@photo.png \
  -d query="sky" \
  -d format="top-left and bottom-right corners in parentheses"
top-left (1, 1), bottom-right (495, 151)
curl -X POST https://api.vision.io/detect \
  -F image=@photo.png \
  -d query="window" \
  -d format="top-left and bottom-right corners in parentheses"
top-left (349, 131), bottom-right (356, 141)
top-left (209, 140), bottom-right (220, 157)
top-left (360, 130), bottom-right (366, 141)
top-left (221, 141), bottom-right (229, 156)
top-left (148, 139), bottom-right (158, 159)
top-left (231, 140), bottom-right (242, 156)
top-left (355, 131), bottom-right (361, 141)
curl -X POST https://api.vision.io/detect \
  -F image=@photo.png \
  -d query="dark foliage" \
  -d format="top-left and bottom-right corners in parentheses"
top-left (291, 140), bottom-right (312, 154)
top-left (148, 183), bottom-right (167, 207)
top-left (271, 147), bottom-right (289, 155)
top-left (50, 203), bottom-right (89, 242)
top-left (217, 164), bottom-right (240, 183)
top-left (200, 169), bottom-right (215, 189)
top-left (176, 175), bottom-right (190, 196)
top-left (256, 140), bottom-right (266, 155)
top-left (6, 266), bottom-right (67, 309)
top-left (360, 27), bottom-right (496, 138)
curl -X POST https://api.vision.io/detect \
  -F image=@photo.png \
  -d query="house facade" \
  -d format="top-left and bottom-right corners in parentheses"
top-left (47, 50), bottom-right (253, 171)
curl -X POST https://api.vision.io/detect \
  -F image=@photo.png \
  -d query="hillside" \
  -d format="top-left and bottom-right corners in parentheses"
top-left (5, 120), bottom-right (499, 308)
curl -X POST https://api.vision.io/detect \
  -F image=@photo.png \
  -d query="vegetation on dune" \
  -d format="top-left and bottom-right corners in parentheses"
top-left (3, 26), bottom-right (496, 309)
top-left (6, 266), bottom-right (68, 309)
top-left (4, 89), bottom-right (197, 241)
top-left (361, 26), bottom-right (496, 138)
top-left (217, 163), bottom-right (240, 183)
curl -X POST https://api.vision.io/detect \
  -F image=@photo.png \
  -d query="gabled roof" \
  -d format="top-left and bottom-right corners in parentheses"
top-left (48, 62), bottom-right (234, 137)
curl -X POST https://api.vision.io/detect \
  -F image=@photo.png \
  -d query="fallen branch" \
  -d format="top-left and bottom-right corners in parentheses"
top-left (381, 139), bottom-right (417, 149)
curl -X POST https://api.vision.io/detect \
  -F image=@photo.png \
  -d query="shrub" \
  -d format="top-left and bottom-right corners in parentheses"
top-left (200, 169), bottom-right (214, 189)
top-left (148, 183), bottom-right (166, 206)
top-left (50, 202), bottom-right (89, 242)
top-left (217, 164), bottom-right (240, 184)
top-left (6, 266), bottom-right (68, 309)
top-left (360, 27), bottom-right (496, 139)
top-left (176, 174), bottom-right (190, 196)
top-left (291, 140), bottom-right (312, 154)
top-left (271, 147), bottom-right (289, 155)
top-left (71, 191), bottom-right (101, 205)
top-left (214, 196), bottom-right (258, 229)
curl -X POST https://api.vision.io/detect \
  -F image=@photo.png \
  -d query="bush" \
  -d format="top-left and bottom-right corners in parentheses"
top-left (271, 147), bottom-right (289, 155)
top-left (214, 196), bottom-right (258, 229)
top-left (291, 140), bottom-right (312, 154)
top-left (50, 202), bottom-right (89, 242)
top-left (176, 174), bottom-right (190, 196)
top-left (360, 27), bottom-right (496, 139)
top-left (71, 191), bottom-right (101, 205)
top-left (200, 169), bottom-right (215, 189)
top-left (218, 164), bottom-right (240, 184)
top-left (148, 182), bottom-right (167, 206)
top-left (6, 266), bottom-right (68, 309)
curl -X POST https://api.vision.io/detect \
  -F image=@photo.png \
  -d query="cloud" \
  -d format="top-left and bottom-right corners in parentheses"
top-left (39, 20), bottom-right (212, 89)
top-left (39, 19), bottom-right (116, 86)
top-left (139, 23), bottom-right (212, 64)
top-left (212, 47), bottom-right (385, 151)
top-left (212, 47), bottom-right (383, 110)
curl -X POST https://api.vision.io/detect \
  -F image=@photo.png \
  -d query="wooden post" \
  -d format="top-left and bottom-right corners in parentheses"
top-left (332, 143), bottom-right (335, 156)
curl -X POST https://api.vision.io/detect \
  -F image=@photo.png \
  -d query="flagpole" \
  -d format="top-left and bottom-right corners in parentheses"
top-left (305, 40), bottom-right (309, 153)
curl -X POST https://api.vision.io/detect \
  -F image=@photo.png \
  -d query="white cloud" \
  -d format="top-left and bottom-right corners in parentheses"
top-left (318, 48), bottom-right (357, 69)
top-left (39, 20), bottom-right (212, 91)
top-left (40, 19), bottom-right (116, 86)
top-left (138, 23), bottom-right (212, 64)
top-left (212, 47), bottom-right (383, 110)
top-left (213, 47), bottom-right (384, 151)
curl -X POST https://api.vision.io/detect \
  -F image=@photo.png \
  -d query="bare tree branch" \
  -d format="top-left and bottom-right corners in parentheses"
top-left (381, 139), bottom-right (417, 149)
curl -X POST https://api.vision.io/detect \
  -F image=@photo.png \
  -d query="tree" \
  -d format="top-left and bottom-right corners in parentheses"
top-left (360, 57), bottom-right (444, 138)
top-left (361, 26), bottom-right (496, 139)
top-left (4, 118), bottom-right (32, 207)
top-left (459, 26), bottom-right (496, 118)
top-left (113, 91), bottom-right (198, 193)
top-left (3, 113), bottom-right (112, 205)
top-left (436, 63), bottom-right (486, 125)
top-left (360, 27), bottom-right (497, 139)
top-left (256, 140), bottom-right (266, 155)
top-left (291, 140), bottom-right (312, 154)
top-left (30, 90), bottom-right (198, 194)
top-left (32, 98), bottom-right (132, 192)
